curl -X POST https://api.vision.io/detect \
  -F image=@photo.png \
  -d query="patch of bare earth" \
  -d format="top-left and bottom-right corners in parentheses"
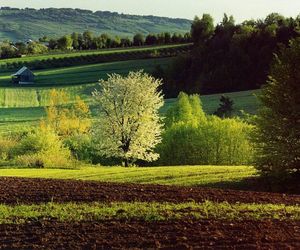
top-left (0, 177), bottom-right (299, 205)
top-left (0, 220), bottom-right (299, 249)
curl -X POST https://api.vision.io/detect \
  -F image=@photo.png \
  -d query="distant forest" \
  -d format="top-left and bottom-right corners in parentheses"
top-left (0, 7), bottom-right (191, 41)
top-left (159, 13), bottom-right (300, 97)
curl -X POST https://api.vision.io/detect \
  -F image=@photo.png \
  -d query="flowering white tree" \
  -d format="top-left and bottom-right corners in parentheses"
top-left (92, 71), bottom-right (164, 167)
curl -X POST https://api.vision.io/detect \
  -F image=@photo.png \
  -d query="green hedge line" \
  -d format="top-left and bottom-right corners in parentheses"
top-left (0, 46), bottom-right (191, 71)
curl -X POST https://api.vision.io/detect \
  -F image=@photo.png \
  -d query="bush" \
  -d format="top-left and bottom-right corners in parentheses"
top-left (0, 137), bottom-right (17, 161)
top-left (157, 92), bottom-right (254, 166)
top-left (158, 117), bottom-right (253, 166)
top-left (64, 134), bottom-right (94, 162)
top-left (13, 127), bottom-right (73, 168)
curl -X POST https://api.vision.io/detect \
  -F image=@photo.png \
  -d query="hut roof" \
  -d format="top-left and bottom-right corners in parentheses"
top-left (12, 66), bottom-right (34, 76)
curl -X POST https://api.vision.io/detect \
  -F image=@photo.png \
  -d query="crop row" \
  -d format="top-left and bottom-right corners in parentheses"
top-left (0, 46), bottom-right (191, 71)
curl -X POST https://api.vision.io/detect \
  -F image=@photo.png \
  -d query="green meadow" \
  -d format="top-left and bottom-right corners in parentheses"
top-left (0, 89), bottom-right (259, 134)
top-left (0, 165), bottom-right (257, 186)
top-left (0, 44), bottom-right (187, 65)
top-left (0, 200), bottom-right (299, 224)
top-left (0, 55), bottom-right (259, 134)
top-left (0, 57), bottom-right (173, 87)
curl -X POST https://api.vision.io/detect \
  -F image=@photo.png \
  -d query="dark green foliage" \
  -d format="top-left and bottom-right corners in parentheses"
top-left (57, 35), bottom-right (73, 50)
top-left (1, 31), bottom-right (191, 60)
top-left (214, 95), bottom-right (234, 118)
top-left (164, 13), bottom-right (300, 97)
top-left (133, 33), bottom-right (145, 46)
top-left (0, 44), bottom-right (192, 71)
top-left (253, 39), bottom-right (300, 176)
top-left (0, 42), bottom-right (21, 59)
top-left (191, 14), bottom-right (214, 46)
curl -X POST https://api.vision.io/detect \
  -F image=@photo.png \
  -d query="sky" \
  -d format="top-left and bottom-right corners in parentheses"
top-left (1, 0), bottom-right (300, 23)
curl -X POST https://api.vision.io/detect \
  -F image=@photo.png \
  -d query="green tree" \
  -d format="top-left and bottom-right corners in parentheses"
top-left (253, 39), bottom-right (300, 176)
top-left (57, 35), bottom-right (73, 50)
top-left (92, 71), bottom-right (164, 167)
top-left (120, 37), bottom-right (132, 47)
top-left (71, 32), bottom-right (79, 50)
top-left (48, 39), bottom-right (58, 50)
top-left (191, 14), bottom-right (214, 46)
top-left (27, 42), bottom-right (48, 54)
top-left (145, 34), bottom-right (158, 45)
top-left (214, 95), bottom-right (234, 118)
top-left (133, 33), bottom-right (145, 46)
top-left (83, 31), bottom-right (94, 49)
top-left (44, 90), bottom-right (91, 137)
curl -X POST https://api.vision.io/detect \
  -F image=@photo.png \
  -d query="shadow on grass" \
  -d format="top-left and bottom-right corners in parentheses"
top-left (203, 175), bottom-right (300, 195)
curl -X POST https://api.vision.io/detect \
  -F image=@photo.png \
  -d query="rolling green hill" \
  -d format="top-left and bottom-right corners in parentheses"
top-left (0, 57), bottom-right (173, 87)
top-left (0, 7), bottom-right (191, 41)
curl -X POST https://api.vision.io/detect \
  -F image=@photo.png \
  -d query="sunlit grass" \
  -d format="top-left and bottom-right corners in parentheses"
top-left (0, 201), bottom-right (298, 224)
top-left (0, 89), bottom-right (259, 134)
top-left (0, 165), bottom-right (257, 187)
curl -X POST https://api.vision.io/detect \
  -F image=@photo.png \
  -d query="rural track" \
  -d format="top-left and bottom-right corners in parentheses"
top-left (0, 177), bottom-right (299, 205)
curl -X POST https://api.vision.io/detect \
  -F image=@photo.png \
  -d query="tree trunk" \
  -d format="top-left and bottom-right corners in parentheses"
top-left (124, 158), bottom-right (129, 167)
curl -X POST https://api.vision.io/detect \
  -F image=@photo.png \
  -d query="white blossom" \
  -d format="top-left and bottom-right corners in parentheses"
top-left (92, 71), bottom-right (164, 166)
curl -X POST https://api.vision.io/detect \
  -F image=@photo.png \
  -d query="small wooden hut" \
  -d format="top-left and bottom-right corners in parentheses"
top-left (11, 66), bottom-right (35, 84)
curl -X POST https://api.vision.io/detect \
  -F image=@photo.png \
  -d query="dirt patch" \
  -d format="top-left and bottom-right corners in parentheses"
top-left (0, 219), bottom-right (299, 249)
top-left (0, 177), bottom-right (299, 205)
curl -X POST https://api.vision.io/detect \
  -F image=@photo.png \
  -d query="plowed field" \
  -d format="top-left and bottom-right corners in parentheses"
top-left (0, 177), bottom-right (299, 205)
top-left (0, 177), bottom-right (299, 249)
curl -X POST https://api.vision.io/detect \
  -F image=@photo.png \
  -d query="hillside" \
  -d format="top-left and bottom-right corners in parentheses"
top-left (0, 7), bottom-right (192, 41)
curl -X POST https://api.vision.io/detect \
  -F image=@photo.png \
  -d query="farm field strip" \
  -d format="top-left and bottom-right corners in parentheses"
top-left (0, 44), bottom-right (190, 64)
top-left (1, 219), bottom-right (299, 249)
top-left (0, 201), bottom-right (299, 224)
top-left (0, 165), bottom-right (257, 186)
top-left (0, 169), bottom-right (298, 248)
top-left (0, 175), bottom-right (299, 205)
top-left (0, 57), bottom-right (172, 86)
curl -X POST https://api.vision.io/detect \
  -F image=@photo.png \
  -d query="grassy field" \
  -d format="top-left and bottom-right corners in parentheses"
top-left (0, 201), bottom-right (299, 224)
top-left (0, 89), bottom-right (259, 134)
top-left (0, 50), bottom-right (260, 134)
top-left (0, 44), bottom-right (187, 66)
top-left (0, 165), bottom-right (257, 187)
top-left (0, 57), bottom-right (173, 87)
top-left (162, 90), bottom-right (260, 115)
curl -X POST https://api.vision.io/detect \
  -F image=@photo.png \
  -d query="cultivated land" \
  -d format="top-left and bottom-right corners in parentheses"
top-left (0, 57), bottom-right (173, 87)
top-left (0, 170), bottom-right (298, 248)
top-left (0, 45), bottom-right (296, 248)
top-left (0, 44), bottom-right (187, 66)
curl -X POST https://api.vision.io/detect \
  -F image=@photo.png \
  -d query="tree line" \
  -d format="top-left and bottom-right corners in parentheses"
top-left (0, 31), bottom-right (191, 59)
top-left (159, 13), bottom-right (300, 97)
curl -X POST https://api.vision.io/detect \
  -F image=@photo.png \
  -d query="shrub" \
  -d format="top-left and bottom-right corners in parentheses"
top-left (157, 92), bottom-right (253, 166)
top-left (64, 134), bottom-right (94, 162)
top-left (0, 137), bottom-right (17, 161)
top-left (13, 126), bottom-right (73, 168)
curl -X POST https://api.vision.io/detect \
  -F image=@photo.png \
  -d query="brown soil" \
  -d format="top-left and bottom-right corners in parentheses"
top-left (0, 219), bottom-right (299, 249)
top-left (0, 177), bottom-right (299, 205)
